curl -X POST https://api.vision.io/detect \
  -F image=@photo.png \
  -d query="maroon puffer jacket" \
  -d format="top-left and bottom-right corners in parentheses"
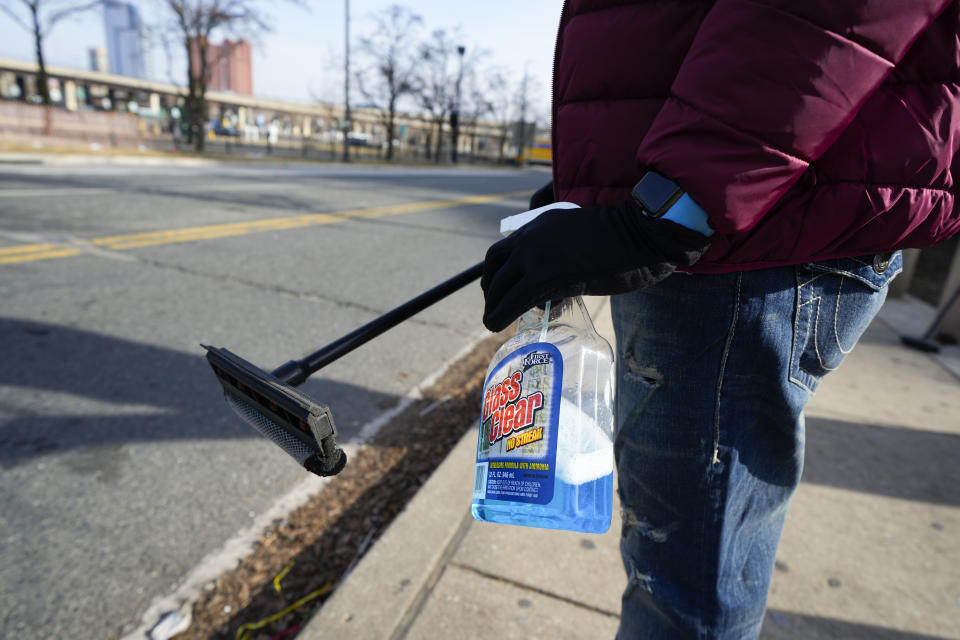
top-left (553, 0), bottom-right (960, 272)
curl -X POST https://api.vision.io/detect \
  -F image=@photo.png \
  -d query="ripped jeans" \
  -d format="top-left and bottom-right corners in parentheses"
top-left (611, 254), bottom-right (901, 640)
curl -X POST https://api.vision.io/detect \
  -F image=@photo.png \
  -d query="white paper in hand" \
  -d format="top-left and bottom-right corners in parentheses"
top-left (499, 202), bottom-right (581, 237)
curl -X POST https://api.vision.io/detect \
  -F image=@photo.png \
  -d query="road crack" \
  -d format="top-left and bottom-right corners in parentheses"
top-left (130, 253), bottom-right (475, 335)
top-left (0, 228), bottom-right (479, 335)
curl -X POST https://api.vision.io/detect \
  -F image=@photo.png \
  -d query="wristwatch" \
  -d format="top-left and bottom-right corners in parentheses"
top-left (631, 171), bottom-right (714, 237)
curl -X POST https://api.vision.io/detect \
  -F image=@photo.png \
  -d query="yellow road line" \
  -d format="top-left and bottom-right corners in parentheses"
top-left (0, 243), bottom-right (61, 256)
top-left (0, 248), bottom-right (81, 264)
top-left (0, 190), bottom-right (527, 265)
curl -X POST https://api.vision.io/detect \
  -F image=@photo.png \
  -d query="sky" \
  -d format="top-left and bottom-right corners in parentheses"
top-left (0, 0), bottom-right (562, 120)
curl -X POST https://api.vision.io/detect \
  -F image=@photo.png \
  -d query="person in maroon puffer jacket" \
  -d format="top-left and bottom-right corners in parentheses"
top-left (482, 1), bottom-right (959, 638)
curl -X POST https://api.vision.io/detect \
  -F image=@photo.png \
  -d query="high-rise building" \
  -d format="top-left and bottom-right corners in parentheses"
top-left (190, 39), bottom-right (253, 94)
top-left (88, 47), bottom-right (108, 73)
top-left (103, 1), bottom-right (151, 79)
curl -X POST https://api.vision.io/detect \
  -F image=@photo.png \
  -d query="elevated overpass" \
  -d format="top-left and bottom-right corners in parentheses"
top-left (0, 57), bottom-right (512, 160)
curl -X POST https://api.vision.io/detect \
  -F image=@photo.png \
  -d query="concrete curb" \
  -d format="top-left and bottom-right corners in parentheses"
top-left (0, 151), bottom-right (548, 170)
top-left (0, 156), bottom-right (44, 164)
top-left (0, 153), bottom-right (220, 167)
top-left (302, 428), bottom-right (477, 639)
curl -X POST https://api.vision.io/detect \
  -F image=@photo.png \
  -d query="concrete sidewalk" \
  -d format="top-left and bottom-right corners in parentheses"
top-left (304, 296), bottom-right (960, 640)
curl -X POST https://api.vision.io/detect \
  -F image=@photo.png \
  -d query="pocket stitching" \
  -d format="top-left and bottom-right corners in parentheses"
top-left (712, 273), bottom-right (742, 465)
top-left (791, 255), bottom-right (900, 391)
top-left (789, 269), bottom-right (817, 393)
top-left (834, 277), bottom-right (857, 355)
top-left (805, 261), bottom-right (902, 292)
top-left (797, 272), bottom-right (828, 289)
top-left (811, 293), bottom-right (840, 372)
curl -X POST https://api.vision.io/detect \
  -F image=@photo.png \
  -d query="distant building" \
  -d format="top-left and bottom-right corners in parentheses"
top-left (103, 1), bottom-right (151, 79)
top-left (88, 47), bottom-right (108, 73)
top-left (191, 39), bottom-right (253, 94)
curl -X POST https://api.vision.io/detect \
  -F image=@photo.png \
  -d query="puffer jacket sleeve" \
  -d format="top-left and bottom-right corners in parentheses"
top-left (636, 0), bottom-right (953, 235)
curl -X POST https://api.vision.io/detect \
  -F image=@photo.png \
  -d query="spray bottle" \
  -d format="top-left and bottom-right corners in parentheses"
top-left (471, 204), bottom-right (615, 534)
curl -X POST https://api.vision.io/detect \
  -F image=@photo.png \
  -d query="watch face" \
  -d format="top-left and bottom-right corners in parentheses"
top-left (632, 172), bottom-right (683, 217)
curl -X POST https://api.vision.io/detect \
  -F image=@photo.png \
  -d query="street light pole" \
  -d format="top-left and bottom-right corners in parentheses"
top-left (451, 45), bottom-right (465, 164)
top-left (342, 0), bottom-right (351, 163)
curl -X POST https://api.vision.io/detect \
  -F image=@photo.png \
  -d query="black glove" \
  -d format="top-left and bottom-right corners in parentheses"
top-left (529, 181), bottom-right (555, 210)
top-left (481, 200), bottom-right (711, 332)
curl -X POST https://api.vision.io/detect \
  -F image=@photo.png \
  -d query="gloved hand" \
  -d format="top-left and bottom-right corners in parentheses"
top-left (481, 200), bottom-right (711, 332)
top-left (529, 181), bottom-right (555, 210)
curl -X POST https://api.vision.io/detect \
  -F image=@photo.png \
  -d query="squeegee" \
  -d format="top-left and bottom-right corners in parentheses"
top-left (203, 262), bottom-right (483, 477)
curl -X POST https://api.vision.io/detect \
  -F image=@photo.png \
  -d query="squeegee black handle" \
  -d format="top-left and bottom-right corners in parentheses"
top-left (272, 261), bottom-right (484, 386)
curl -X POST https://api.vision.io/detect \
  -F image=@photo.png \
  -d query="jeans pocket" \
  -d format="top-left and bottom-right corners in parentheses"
top-left (790, 252), bottom-right (901, 392)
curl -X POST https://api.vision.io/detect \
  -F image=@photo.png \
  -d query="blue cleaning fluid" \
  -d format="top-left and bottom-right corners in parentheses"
top-left (472, 296), bottom-right (615, 534)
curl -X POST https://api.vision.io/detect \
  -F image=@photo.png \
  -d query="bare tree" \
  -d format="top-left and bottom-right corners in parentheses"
top-left (354, 4), bottom-right (421, 162)
top-left (159, 0), bottom-right (273, 151)
top-left (485, 68), bottom-right (514, 164)
top-left (413, 28), bottom-right (461, 163)
top-left (0, 0), bottom-right (102, 105)
top-left (513, 67), bottom-right (538, 160)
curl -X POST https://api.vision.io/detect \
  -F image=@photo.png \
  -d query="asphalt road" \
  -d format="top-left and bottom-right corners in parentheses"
top-left (0, 161), bottom-right (547, 639)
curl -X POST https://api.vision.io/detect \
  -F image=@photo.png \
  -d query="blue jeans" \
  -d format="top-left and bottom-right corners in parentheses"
top-left (611, 253), bottom-right (901, 640)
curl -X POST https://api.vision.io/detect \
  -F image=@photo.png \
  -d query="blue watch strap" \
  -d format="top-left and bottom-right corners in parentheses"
top-left (632, 171), bottom-right (714, 237)
top-left (661, 193), bottom-right (714, 237)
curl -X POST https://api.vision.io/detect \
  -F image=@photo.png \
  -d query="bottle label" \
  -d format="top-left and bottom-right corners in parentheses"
top-left (475, 342), bottom-right (562, 505)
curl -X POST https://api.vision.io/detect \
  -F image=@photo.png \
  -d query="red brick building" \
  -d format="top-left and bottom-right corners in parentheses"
top-left (190, 39), bottom-right (252, 94)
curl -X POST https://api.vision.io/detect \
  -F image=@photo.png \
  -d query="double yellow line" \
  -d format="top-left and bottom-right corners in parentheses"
top-left (0, 243), bottom-right (81, 264)
top-left (0, 190), bottom-right (527, 265)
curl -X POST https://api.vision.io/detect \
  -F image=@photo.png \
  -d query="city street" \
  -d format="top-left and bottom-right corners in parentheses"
top-left (0, 161), bottom-right (547, 639)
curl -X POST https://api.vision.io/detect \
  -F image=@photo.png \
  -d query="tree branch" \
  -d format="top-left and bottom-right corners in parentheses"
top-left (46, 0), bottom-right (102, 30)
top-left (0, 2), bottom-right (33, 32)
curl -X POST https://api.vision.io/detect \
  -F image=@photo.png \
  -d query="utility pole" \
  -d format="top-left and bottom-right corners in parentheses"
top-left (342, 0), bottom-right (351, 162)
top-left (451, 45), bottom-right (465, 164)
